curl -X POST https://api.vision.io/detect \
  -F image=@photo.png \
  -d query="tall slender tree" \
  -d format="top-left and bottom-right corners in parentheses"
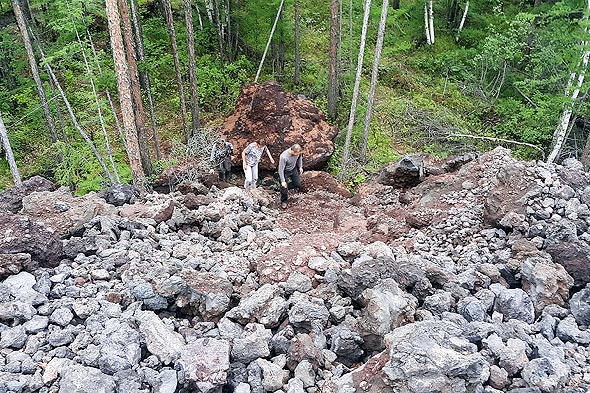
top-left (254, 0), bottom-right (285, 83)
top-left (361, 0), bottom-right (389, 162)
top-left (162, 0), bottom-right (190, 142)
top-left (328, 0), bottom-right (339, 119)
top-left (130, 0), bottom-right (162, 160)
top-left (12, 0), bottom-right (58, 143)
top-left (185, 0), bottom-right (201, 137)
top-left (105, 0), bottom-right (145, 191)
top-left (455, 0), bottom-right (469, 41)
top-left (339, 0), bottom-right (372, 180)
top-left (294, 0), bottom-right (301, 84)
top-left (118, 0), bottom-right (153, 175)
top-left (0, 112), bottom-right (22, 186)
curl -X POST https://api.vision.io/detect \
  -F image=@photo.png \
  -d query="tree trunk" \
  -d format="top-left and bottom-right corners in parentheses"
top-left (0, 112), bottom-right (22, 186)
top-left (455, 0), bottom-right (468, 42)
top-left (581, 126), bottom-right (590, 169)
top-left (162, 0), bottom-right (190, 142)
top-left (361, 0), bottom-right (389, 162)
top-left (429, 0), bottom-right (435, 44)
top-left (328, 0), bottom-right (339, 119)
top-left (294, 0), bottom-right (301, 84)
top-left (349, 0), bottom-right (353, 68)
top-left (12, 0), bottom-right (58, 143)
top-left (106, 0), bottom-right (145, 191)
top-left (339, 0), bottom-right (372, 181)
top-left (254, 0), bottom-right (285, 83)
top-left (185, 0), bottom-right (201, 138)
top-left (73, 18), bottom-right (120, 183)
top-left (130, 0), bottom-right (162, 160)
top-left (424, 2), bottom-right (432, 45)
top-left (225, 0), bottom-right (233, 61)
top-left (195, 0), bottom-right (203, 30)
top-left (392, 0), bottom-right (400, 9)
top-left (205, 0), bottom-right (214, 22)
top-left (118, 0), bottom-right (153, 176)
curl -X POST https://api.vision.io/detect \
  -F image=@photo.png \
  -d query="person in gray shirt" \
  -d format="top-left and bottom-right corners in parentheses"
top-left (278, 144), bottom-right (303, 209)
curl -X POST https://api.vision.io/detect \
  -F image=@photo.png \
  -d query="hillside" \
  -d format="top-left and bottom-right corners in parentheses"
top-left (1, 149), bottom-right (590, 392)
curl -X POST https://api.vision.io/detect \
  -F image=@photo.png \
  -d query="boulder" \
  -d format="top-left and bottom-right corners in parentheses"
top-left (570, 286), bottom-right (590, 326)
top-left (183, 272), bottom-right (234, 319)
top-left (0, 212), bottom-right (63, 265)
top-left (119, 199), bottom-right (175, 224)
top-left (58, 364), bottom-right (116, 393)
top-left (221, 81), bottom-right (338, 170)
top-left (102, 184), bottom-right (138, 206)
top-left (521, 255), bottom-right (574, 314)
top-left (0, 175), bottom-right (56, 213)
top-left (21, 188), bottom-right (115, 237)
top-left (226, 284), bottom-right (288, 328)
top-left (0, 253), bottom-right (33, 279)
top-left (178, 338), bottom-right (230, 392)
top-left (99, 320), bottom-right (142, 375)
top-left (136, 311), bottom-right (185, 365)
top-left (378, 155), bottom-right (425, 188)
top-left (300, 171), bottom-right (352, 198)
top-left (546, 240), bottom-right (590, 286)
top-left (493, 288), bottom-right (535, 324)
top-left (231, 323), bottom-right (273, 364)
top-left (521, 357), bottom-right (570, 392)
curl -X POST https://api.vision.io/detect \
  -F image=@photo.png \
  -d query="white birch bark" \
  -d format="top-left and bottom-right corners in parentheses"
top-left (429, 0), bottom-right (435, 44)
top-left (455, 0), bottom-right (469, 42)
top-left (339, 0), bottom-right (372, 180)
top-left (361, 0), bottom-right (389, 162)
top-left (254, 0), bottom-right (285, 83)
top-left (205, 0), bottom-right (214, 23)
top-left (0, 112), bottom-right (22, 186)
top-left (195, 1), bottom-right (203, 30)
top-left (424, 3), bottom-right (431, 45)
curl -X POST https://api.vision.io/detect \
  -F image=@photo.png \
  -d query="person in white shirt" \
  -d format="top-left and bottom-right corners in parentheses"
top-left (241, 139), bottom-right (275, 190)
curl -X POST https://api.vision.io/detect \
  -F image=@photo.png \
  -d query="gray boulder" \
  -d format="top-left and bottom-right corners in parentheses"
top-left (177, 338), bottom-right (230, 392)
top-left (232, 323), bottom-right (272, 364)
top-left (99, 320), bottom-right (141, 375)
top-left (0, 175), bottom-right (56, 213)
top-left (378, 155), bottom-right (425, 188)
top-left (58, 364), bottom-right (116, 393)
top-left (227, 284), bottom-right (288, 328)
top-left (136, 310), bottom-right (185, 365)
top-left (521, 357), bottom-right (570, 392)
top-left (570, 285), bottom-right (590, 326)
top-left (521, 255), bottom-right (573, 314)
top-left (493, 288), bottom-right (535, 324)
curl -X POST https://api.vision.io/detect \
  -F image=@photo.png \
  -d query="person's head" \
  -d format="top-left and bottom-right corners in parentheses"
top-left (290, 144), bottom-right (303, 155)
top-left (256, 138), bottom-right (266, 147)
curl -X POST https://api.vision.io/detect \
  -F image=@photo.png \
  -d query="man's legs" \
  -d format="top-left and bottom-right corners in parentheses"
top-left (280, 170), bottom-right (289, 203)
top-left (244, 165), bottom-right (253, 189)
top-left (251, 163), bottom-right (259, 188)
top-left (222, 159), bottom-right (231, 181)
top-left (288, 169), bottom-right (301, 190)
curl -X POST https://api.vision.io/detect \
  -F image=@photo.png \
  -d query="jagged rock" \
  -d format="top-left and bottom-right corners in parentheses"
top-left (294, 360), bottom-right (315, 388)
top-left (232, 323), bottom-right (273, 364)
top-left (288, 295), bottom-right (330, 330)
top-left (255, 358), bottom-right (290, 392)
top-left (488, 365), bottom-right (509, 390)
top-left (0, 176), bottom-right (56, 213)
top-left (493, 287), bottom-right (535, 324)
top-left (136, 311), bottom-right (185, 365)
top-left (0, 253), bottom-right (34, 278)
top-left (227, 284), bottom-right (288, 328)
top-left (378, 155), bottom-right (425, 188)
top-left (58, 364), bottom-right (116, 393)
top-left (178, 338), bottom-right (230, 391)
top-left (286, 378), bottom-right (305, 393)
top-left (103, 184), bottom-right (139, 206)
top-left (325, 326), bottom-right (364, 367)
top-left (99, 320), bottom-right (141, 375)
top-left (556, 316), bottom-right (590, 344)
top-left (0, 325), bottom-right (27, 349)
top-left (119, 199), bottom-right (175, 224)
top-left (221, 81), bottom-right (338, 170)
top-left (0, 212), bottom-right (63, 266)
top-left (183, 193), bottom-right (215, 209)
top-left (570, 285), bottom-right (590, 326)
top-left (521, 357), bottom-right (570, 392)
top-left (183, 272), bottom-right (234, 319)
top-left (337, 256), bottom-right (399, 300)
top-left (21, 188), bottom-right (115, 237)
top-left (546, 240), bottom-right (590, 286)
top-left (521, 254), bottom-right (573, 314)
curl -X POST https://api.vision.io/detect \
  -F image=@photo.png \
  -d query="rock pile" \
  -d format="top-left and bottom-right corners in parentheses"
top-left (1, 147), bottom-right (590, 393)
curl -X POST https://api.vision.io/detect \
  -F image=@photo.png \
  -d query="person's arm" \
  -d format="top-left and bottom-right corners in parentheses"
top-left (297, 154), bottom-right (303, 174)
top-left (278, 155), bottom-right (286, 185)
top-left (241, 148), bottom-right (248, 170)
top-left (266, 147), bottom-right (275, 165)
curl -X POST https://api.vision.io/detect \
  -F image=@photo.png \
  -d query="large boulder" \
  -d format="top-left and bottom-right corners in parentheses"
top-left (546, 240), bottom-right (590, 286)
top-left (0, 175), bottom-right (56, 213)
top-left (221, 81), bottom-right (338, 170)
top-left (300, 171), bottom-right (352, 198)
top-left (178, 338), bottom-right (230, 392)
top-left (521, 254), bottom-right (574, 314)
top-left (378, 155), bottom-right (425, 188)
top-left (58, 364), bottom-right (116, 393)
top-left (21, 188), bottom-right (115, 237)
top-left (0, 212), bottom-right (63, 266)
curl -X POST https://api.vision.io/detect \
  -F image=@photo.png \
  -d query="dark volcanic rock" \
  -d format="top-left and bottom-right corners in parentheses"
top-left (546, 240), bottom-right (590, 286)
top-left (221, 81), bottom-right (338, 170)
top-left (0, 176), bottom-right (56, 213)
top-left (0, 253), bottom-right (34, 279)
top-left (103, 184), bottom-right (139, 206)
top-left (378, 155), bottom-right (425, 188)
top-left (0, 212), bottom-right (63, 266)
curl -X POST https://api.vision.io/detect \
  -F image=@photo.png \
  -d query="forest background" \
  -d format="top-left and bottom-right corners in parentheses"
top-left (0, 0), bottom-right (589, 193)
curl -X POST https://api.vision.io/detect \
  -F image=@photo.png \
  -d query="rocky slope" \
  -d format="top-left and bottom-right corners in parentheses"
top-left (1, 147), bottom-right (590, 393)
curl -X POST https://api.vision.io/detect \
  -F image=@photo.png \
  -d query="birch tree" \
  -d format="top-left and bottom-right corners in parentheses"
top-left (0, 112), bottom-right (22, 186)
top-left (328, 0), bottom-right (339, 119)
top-left (339, 0), bottom-right (372, 180)
top-left (294, 0), bottom-right (301, 84)
top-left (254, 0), bottom-right (285, 83)
top-left (547, 0), bottom-right (590, 163)
top-left (162, 0), bottom-right (190, 142)
top-left (455, 0), bottom-right (469, 41)
top-left (106, 0), bottom-right (145, 191)
top-left (185, 0), bottom-right (201, 138)
top-left (424, 0), bottom-right (435, 44)
top-left (361, 0), bottom-right (389, 162)
top-left (12, 0), bottom-right (58, 142)
top-left (130, 0), bottom-right (162, 159)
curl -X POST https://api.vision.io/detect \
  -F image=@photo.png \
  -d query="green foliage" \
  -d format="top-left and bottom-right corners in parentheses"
top-left (53, 141), bottom-right (109, 194)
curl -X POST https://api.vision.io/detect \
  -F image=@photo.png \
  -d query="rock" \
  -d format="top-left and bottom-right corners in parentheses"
top-left (0, 176), bottom-right (56, 213)
top-left (546, 240), bottom-right (590, 286)
top-left (498, 338), bottom-right (529, 376)
top-left (183, 272), bottom-right (234, 319)
top-left (119, 199), bottom-right (175, 224)
top-left (378, 155), bottom-right (425, 188)
top-left (521, 357), bottom-right (570, 392)
top-left (0, 253), bottom-right (33, 279)
top-left (288, 296), bottom-right (330, 330)
top-left (103, 184), bottom-right (138, 206)
top-left (183, 193), bottom-right (214, 209)
top-left (0, 212), bottom-right (63, 266)
top-left (286, 378), bottom-right (305, 393)
top-left (571, 285), bottom-right (590, 326)
top-left (178, 338), bottom-right (230, 392)
top-left (326, 326), bottom-right (364, 366)
top-left (99, 320), bottom-right (141, 375)
top-left (483, 157), bottom-right (532, 228)
top-left (337, 256), bottom-right (399, 300)
top-left (300, 171), bottom-right (352, 198)
top-left (294, 360), bottom-right (315, 388)
top-left (227, 284), bottom-right (288, 328)
top-left (21, 188), bottom-right (115, 237)
top-left (488, 365), bottom-right (509, 390)
top-left (136, 311), bottom-right (185, 365)
top-left (23, 315), bottom-right (48, 334)
top-left (154, 369), bottom-right (177, 393)
top-left (221, 82), bottom-right (338, 170)
top-left (521, 255), bottom-right (574, 314)
top-left (4, 271), bottom-right (46, 305)
top-left (58, 364), bottom-right (116, 393)
top-left (232, 323), bottom-right (272, 364)
top-left (43, 358), bottom-right (71, 384)
top-left (281, 271), bottom-right (312, 295)
top-left (49, 307), bottom-right (74, 327)
top-left (0, 325), bottom-right (27, 349)
top-left (255, 358), bottom-right (290, 392)
top-left (493, 288), bottom-right (535, 324)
